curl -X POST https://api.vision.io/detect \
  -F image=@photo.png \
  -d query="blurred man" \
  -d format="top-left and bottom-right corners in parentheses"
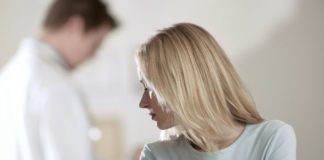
top-left (0, 0), bottom-right (117, 159)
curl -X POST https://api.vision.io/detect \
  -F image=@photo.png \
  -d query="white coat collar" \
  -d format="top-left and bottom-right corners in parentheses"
top-left (21, 37), bottom-right (70, 71)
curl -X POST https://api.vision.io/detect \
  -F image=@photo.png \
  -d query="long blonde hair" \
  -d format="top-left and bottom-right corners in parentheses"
top-left (136, 23), bottom-right (263, 152)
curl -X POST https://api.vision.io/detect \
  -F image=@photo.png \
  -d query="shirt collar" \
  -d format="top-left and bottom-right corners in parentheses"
top-left (22, 37), bottom-right (71, 71)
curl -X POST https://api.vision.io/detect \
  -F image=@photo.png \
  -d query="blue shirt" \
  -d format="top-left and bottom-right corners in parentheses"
top-left (140, 120), bottom-right (296, 160)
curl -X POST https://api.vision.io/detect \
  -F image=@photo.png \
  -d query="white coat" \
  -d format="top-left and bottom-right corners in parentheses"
top-left (0, 38), bottom-right (95, 160)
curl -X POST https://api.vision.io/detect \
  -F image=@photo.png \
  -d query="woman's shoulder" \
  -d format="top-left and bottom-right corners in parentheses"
top-left (144, 136), bottom-right (186, 153)
top-left (231, 120), bottom-right (296, 159)
top-left (247, 120), bottom-right (296, 159)
top-left (140, 137), bottom-right (189, 159)
top-left (245, 120), bottom-right (296, 149)
top-left (247, 120), bottom-right (294, 136)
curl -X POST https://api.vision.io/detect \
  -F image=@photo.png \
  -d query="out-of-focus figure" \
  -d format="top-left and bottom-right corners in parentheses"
top-left (0, 0), bottom-right (117, 159)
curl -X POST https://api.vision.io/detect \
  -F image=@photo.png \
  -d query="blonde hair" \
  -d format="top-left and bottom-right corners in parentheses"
top-left (136, 23), bottom-right (263, 152)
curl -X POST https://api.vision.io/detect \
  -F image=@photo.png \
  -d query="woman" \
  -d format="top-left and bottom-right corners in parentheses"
top-left (136, 23), bottom-right (296, 160)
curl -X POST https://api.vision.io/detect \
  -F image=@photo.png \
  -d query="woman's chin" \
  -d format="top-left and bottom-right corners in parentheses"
top-left (157, 122), bottom-right (173, 130)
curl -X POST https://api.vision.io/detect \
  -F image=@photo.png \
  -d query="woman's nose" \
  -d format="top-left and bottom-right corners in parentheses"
top-left (139, 91), bottom-right (149, 108)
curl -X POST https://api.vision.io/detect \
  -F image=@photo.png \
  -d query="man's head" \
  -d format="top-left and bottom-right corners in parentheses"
top-left (41, 0), bottom-right (118, 68)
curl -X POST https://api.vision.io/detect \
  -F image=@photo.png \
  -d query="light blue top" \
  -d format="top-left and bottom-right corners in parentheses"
top-left (140, 120), bottom-right (296, 160)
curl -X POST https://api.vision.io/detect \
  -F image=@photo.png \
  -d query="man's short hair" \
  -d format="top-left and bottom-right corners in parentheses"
top-left (43, 0), bottom-right (118, 32)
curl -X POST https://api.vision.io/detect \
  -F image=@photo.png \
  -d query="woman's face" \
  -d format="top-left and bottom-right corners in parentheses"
top-left (139, 80), bottom-right (174, 130)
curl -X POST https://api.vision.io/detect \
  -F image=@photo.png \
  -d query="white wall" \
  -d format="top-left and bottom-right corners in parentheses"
top-left (1, 0), bottom-right (323, 159)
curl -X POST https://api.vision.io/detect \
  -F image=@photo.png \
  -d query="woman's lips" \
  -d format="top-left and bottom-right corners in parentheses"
top-left (149, 113), bottom-right (156, 120)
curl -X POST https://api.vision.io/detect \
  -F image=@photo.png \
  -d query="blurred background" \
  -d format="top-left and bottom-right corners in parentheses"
top-left (0, 0), bottom-right (323, 159)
